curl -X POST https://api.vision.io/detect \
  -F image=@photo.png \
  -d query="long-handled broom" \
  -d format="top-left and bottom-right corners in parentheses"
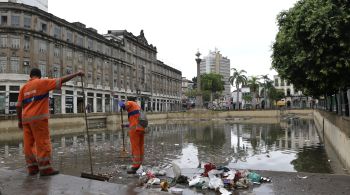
top-left (80, 76), bottom-right (109, 181)
top-left (119, 107), bottom-right (129, 157)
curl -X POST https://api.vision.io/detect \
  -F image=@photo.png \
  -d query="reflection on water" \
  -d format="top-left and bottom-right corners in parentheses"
top-left (0, 118), bottom-right (334, 177)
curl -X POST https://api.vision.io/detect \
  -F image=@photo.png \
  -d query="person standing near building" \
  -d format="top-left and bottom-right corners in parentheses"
top-left (118, 97), bottom-right (145, 174)
top-left (16, 68), bottom-right (84, 176)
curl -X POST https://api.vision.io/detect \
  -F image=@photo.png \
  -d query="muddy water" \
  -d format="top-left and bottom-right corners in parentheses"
top-left (0, 118), bottom-right (338, 185)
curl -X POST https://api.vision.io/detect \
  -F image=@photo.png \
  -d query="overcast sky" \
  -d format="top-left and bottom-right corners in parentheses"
top-left (49, 0), bottom-right (298, 80)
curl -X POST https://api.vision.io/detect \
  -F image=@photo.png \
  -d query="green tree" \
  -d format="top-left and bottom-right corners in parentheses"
top-left (229, 68), bottom-right (248, 110)
top-left (247, 76), bottom-right (261, 109)
top-left (192, 77), bottom-right (197, 89)
top-left (201, 73), bottom-right (225, 102)
top-left (268, 88), bottom-right (285, 108)
top-left (272, 0), bottom-right (350, 97)
top-left (242, 94), bottom-right (253, 104)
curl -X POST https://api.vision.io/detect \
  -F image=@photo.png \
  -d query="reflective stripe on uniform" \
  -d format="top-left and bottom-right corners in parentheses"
top-left (22, 113), bottom-right (50, 123)
top-left (37, 156), bottom-right (51, 162)
top-left (128, 110), bottom-right (140, 118)
top-left (22, 93), bottom-right (49, 105)
top-left (27, 163), bottom-right (38, 167)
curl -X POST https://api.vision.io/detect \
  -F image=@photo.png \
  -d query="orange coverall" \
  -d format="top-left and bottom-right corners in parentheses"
top-left (125, 101), bottom-right (145, 168)
top-left (16, 77), bottom-right (61, 175)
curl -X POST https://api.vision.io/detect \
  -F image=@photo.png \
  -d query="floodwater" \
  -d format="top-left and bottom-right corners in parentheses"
top-left (0, 118), bottom-right (339, 186)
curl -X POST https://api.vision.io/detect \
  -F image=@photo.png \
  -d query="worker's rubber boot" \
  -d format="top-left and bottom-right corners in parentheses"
top-left (126, 166), bottom-right (139, 174)
top-left (40, 168), bottom-right (59, 177)
top-left (28, 165), bottom-right (39, 176)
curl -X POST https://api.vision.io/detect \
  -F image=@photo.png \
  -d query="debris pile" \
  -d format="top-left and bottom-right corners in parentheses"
top-left (136, 163), bottom-right (271, 194)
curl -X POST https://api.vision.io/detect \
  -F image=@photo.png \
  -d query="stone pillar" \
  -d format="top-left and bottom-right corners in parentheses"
top-left (61, 89), bottom-right (66, 114)
top-left (5, 85), bottom-right (9, 114)
top-left (155, 99), bottom-right (158, 112)
top-left (73, 90), bottom-right (77, 114)
top-left (93, 93), bottom-right (97, 113)
top-left (195, 51), bottom-right (203, 108)
top-left (102, 94), bottom-right (106, 113)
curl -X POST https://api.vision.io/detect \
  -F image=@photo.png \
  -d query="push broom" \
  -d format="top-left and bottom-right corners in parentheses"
top-left (119, 108), bottom-right (128, 157)
top-left (80, 76), bottom-right (109, 181)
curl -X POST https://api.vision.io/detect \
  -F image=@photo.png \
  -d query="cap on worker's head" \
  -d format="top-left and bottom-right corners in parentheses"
top-left (30, 68), bottom-right (41, 78)
top-left (118, 101), bottom-right (125, 108)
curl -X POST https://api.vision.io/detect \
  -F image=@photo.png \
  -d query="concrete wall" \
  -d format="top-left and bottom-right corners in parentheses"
top-left (314, 110), bottom-right (350, 171)
top-left (0, 109), bottom-right (313, 142)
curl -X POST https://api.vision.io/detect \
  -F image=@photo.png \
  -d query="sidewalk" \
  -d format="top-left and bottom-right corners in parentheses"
top-left (1, 168), bottom-right (350, 195)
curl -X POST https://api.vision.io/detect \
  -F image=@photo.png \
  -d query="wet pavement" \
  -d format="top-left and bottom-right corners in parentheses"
top-left (1, 168), bottom-right (350, 195)
top-left (0, 117), bottom-right (348, 194)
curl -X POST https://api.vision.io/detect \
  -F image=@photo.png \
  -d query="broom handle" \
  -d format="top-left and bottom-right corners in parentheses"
top-left (120, 108), bottom-right (126, 150)
top-left (81, 76), bottom-right (94, 174)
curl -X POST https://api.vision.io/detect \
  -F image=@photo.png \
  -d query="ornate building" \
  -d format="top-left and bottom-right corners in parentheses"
top-left (0, 2), bottom-right (182, 115)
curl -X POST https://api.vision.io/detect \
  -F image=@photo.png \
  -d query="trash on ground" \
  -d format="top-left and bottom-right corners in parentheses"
top-left (170, 187), bottom-right (183, 194)
top-left (136, 162), bottom-right (271, 194)
top-left (297, 175), bottom-right (308, 179)
top-left (160, 181), bottom-right (169, 191)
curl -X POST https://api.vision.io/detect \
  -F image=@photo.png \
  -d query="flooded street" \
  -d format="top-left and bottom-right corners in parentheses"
top-left (0, 118), bottom-right (336, 186)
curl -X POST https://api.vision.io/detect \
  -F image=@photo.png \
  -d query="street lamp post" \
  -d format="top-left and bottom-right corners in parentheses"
top-left (195, 51), bottom-right (203, 108)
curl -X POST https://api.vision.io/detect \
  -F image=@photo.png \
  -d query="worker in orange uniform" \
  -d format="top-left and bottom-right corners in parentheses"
top-left (16, 68), bottom-right (84, 176)
top-left (119, 97), bottom-right (145, 174)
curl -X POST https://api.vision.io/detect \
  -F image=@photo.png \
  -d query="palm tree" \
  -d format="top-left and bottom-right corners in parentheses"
top-left (229, 68), bottom-right (247, 110)
top-left (247, 76), bottom-right (261, 109)
top-left (260, 75), bottom-right (273, 109)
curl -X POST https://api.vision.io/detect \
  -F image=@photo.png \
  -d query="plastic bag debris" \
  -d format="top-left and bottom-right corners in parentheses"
top-left (170, 187), bottom-right (183, 194)
top-left (297, 175), bottom-right (308, 179)
top-left (189, 176), bottom-right (209, 189)
top-left (189, 175), bottom-right (204, 187)
top-left (219, 187), bottom-right (232, 195)
top-left (147, 178), bottom-right (160, 185)
top-left (208, 176), bottom-right (224, 190)
top-left (235, 178), bottom-right (250, 189)
top-left (202, 163), bottom-right (216, 177)
top-left (172, 162), bottom-right (181, 179)
top-left (247, 172), bottom-right (261, 183)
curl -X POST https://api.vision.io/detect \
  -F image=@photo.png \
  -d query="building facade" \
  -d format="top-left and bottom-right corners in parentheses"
top-left (273, 75), bottom-right (312, 108)
top-left (199, 49), bottom-right (231, 98)
top-left (0, 2), bottom-right (182, 115)
top-left (181, 77), bottom-right (193, 100)
top-left (0, 0), bottom-right (47, 11)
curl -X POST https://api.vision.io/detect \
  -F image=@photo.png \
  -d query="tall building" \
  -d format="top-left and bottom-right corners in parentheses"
top-left (0, 2), bottom-right (182, 115)
top-left (199, 49), bottom-right (231, 98)
top-left (0, 0), bottom-right (48, 11)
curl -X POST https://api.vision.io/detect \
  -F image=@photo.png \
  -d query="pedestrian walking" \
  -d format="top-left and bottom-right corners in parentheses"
top-left (16, 68), bottom-right (84, 176)
top-left (118, 97), bottom-right (145, 174)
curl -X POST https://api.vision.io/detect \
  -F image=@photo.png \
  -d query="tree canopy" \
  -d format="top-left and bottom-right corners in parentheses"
top-left (201, 73), bottom-right (225, 93)
top-left (271, 0), bottom-right (350, 97)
